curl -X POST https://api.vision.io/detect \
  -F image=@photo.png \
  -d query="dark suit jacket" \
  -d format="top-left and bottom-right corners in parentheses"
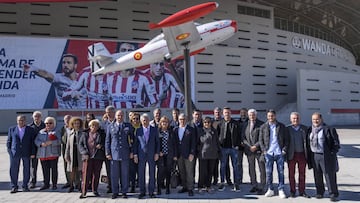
top-left (134, 125), bottom-right (160, 158)
top-left (217, 119), bottom-right (242, 149)
top-left (242, 119), bottom-right (264, 155)
top-left (105, 122), bottom-right (134, 161)
top-left (306, 126), bottom-right (340, 172)
top-left (259, 121), bottom-right (289, 155)
top-left (173, 125), bottom-right (196, 159)
top-left (159, 128), bottom-right (177, 159)
top-left (7, 125), bottom-right (36, 157)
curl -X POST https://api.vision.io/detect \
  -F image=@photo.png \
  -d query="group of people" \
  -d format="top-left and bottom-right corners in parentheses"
top-left (7, 106), bottom-right (340, 201)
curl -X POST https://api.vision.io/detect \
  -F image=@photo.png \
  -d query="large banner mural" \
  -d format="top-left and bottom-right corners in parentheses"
top-left (0, 36), bottom-right (185, 109)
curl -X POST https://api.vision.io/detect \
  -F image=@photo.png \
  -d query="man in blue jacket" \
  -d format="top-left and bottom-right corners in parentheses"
top-left (7, 115), bottom-right (36, 193)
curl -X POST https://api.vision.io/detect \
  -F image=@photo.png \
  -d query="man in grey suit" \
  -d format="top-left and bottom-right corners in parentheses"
top-left (134, 113), bottom-right (160, 199)
top-left (105, 110), bottom-right (134, 199)
top-left (306, 112), bottom-right (340, 202)
top-left (242, 109), bottom-right (265, 195)
top-left (7, 115), bottom-right (36, 193)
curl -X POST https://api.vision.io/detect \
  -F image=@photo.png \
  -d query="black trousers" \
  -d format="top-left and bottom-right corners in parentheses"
top-left (313, 153), bottom-right (339, 197)
top-left (105, 159), bottom-right (112, 188)
top-left (40, 158), bottom-right (58, 186)
top-left (199, 159), bottom-right (216, 188)
top-left (157, 155), bottom-right (173, 189)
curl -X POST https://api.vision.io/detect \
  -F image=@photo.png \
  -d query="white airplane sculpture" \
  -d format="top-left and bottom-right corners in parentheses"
top-left (90, 2), bottom-right (237, 75)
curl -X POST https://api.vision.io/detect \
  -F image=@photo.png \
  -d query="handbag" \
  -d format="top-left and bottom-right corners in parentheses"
top-left (170, 161), bottom-right (180, 188)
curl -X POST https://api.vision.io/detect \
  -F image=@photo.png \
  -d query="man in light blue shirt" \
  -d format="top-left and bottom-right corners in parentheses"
top-left (259, 109), bottom-right (289, 199)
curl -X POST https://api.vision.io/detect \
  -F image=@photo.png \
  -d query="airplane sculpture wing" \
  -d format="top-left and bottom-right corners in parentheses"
top-left (162, 21), bottom-right (201, 54)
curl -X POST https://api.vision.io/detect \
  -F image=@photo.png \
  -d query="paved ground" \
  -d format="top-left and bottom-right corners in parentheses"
top-left (0, 127), bottom-right (359, 203)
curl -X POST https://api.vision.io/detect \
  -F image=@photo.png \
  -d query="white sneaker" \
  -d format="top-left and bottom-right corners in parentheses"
top-left (264, 189), bottom-right (274, 197)
top-left (279, 190), bottom-right (287, 199)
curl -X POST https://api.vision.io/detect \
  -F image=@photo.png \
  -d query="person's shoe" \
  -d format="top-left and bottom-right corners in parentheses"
top-left (79, 194), bottom-right (86, 199)
top-left (218, 183), bottom-right (225, 191)
top-left (10, 187), bottom-right (18, 194)
top-left (40, 185), bottom-right (50, 190)
top-left (212, 181), bottom-right (218, 186)
top-left (233, 184), bottom-right (241, 192)
top-left (111, 194), bottom-right (117, 199)
top-left (264, 189), bottom-right (274, 197)
top-left (150, 193), bottom-right (156, 198)
top-left (279, 189), bottom-right (287, 199)
top-left (198, 188), bottom-right (206, 194)
top-left (290, 192), bottom-right (296, 198)
top-left (29, 183), bottom-right (36, 189)
top-left (93, 191), bottom-right (100, 197)
top-left (330, 194), bottom-right (337, 202)
top-left (166, 187), bottom-right (170, 194)
top-left (67, 186), bottom-right (74, 193)
top-left (178, 187), bottom-right (188, 193)
top-left (52, 185), bottom-right (57, 190)
top-left (207, 187), bottom-right (215, 194)
top-left (106, 188), bottom-right (112, 193)
top-left (250, 187), bottom-right (257, 193)
top-left (23, 187), bottom-right (30, 192)
top-left (188, 190), bottom-right (194, 196)
top-left (130, 185), bottom-right (135, 193)
top-left (138, 193), bottom-right (145, 199)
top-left (157, 188), bottom-right (162, 195)
top-left (122, 193), bottom-right (128, 199)
top-left (61, 183), bottom-right (70, 189)
top-left (299, 192), bottom-right (310, 198)
top-left (315, 194), bottom-right (323, 199)
top-left (226, 181), bottom-right (233, 186)
top-left (257, 189), bottom-right (264, 195)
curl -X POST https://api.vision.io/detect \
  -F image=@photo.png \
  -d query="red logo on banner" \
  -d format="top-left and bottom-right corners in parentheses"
top-left (134, 52), bottom-right (142, 60)
top-left (176, 33), bottom-right (190, 40)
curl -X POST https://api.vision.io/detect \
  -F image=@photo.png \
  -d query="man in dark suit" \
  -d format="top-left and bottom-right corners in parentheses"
top-left (134, 113), bottom-right (160, 199)
top-left (242, 108), bottom-right (265, 194)
top-left (259, 109), bottom-right (289, 199)
top-left (7, 115), bottom-right (37, 193)
top-left (173, 113), bottom-right (196, 196)
top-left (105, 110), bottom-right (134, 199)
top-left (306, 112), bottom-right (340, 202)
top-left (217, 107), bottom-right (242, 192)
top-left (28, 111), bottom-right (45, 189)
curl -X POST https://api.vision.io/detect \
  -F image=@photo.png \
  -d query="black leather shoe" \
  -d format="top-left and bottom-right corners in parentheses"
top-left (67, 187), bottom-right (74, 193)
top-left (10, 188), bottom-right (18, 193)
top-left (29, 183), bottom-right (36, 189)
top-left (23, 188), bottom-right (30, 192)
top-left (93, 191), bottom-right (100, 197)
top-left (300, 193), bottom-right (310, 198)
top-left (249, 187), bottom-right (257, 193)
top-left (330, 194), bottom-right (337, 202)
top-left (188, 190), bottom-right (194, 196)
top-left (107, 188), bottom-right (112, 193)
top-left (290, 192), bottom-right (296, 198)
top-left (138, 193), bottom-right (146, 199)
top-left (111, 194), bottom-right (117, 199)
top-left (122, 193), bottom-right (128, 199)
top-left (52, 185), bottom-right (57, 190)
top-left (150, 193), bottom-right (156, 198)
top-left (130, 185), bottom-right (135, 193)
top-left (257, 189), bottom-right (264, 195)
top-left (79, 194), bottom-right (86, 199)
top-left (315, 194), bottom-right (323, 199)
top-left (40, 185), bottom-right (50, 190)
top-left (61, 183), bottom-right (70, 189)
top-left (178, 187), bottom-right (188, 193)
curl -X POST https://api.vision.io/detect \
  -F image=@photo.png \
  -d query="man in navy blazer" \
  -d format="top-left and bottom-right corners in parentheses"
top-left (173, 113), bottom-right (196, 196)
top-left (134, 113), bottom-right (160, 199)
top-left (105, 110), bottom-right (134, 199)
top-left (7, 115), bottom-right (36, 193)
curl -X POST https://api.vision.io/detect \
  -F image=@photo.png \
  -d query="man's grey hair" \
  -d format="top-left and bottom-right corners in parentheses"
top-left (248, 108), bottom-right (257, 115)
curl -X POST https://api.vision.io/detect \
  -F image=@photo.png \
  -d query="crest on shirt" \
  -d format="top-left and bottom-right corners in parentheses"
top-left (132, 81), bottom-right (139, 91)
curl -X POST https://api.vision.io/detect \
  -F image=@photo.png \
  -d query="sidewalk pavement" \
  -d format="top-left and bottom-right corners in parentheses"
top-left (0, 127), bottom-right (359, 202)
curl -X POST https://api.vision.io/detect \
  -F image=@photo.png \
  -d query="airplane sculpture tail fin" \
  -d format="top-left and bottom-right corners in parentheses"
top-left (88, 42), bottom-right (114, 73)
